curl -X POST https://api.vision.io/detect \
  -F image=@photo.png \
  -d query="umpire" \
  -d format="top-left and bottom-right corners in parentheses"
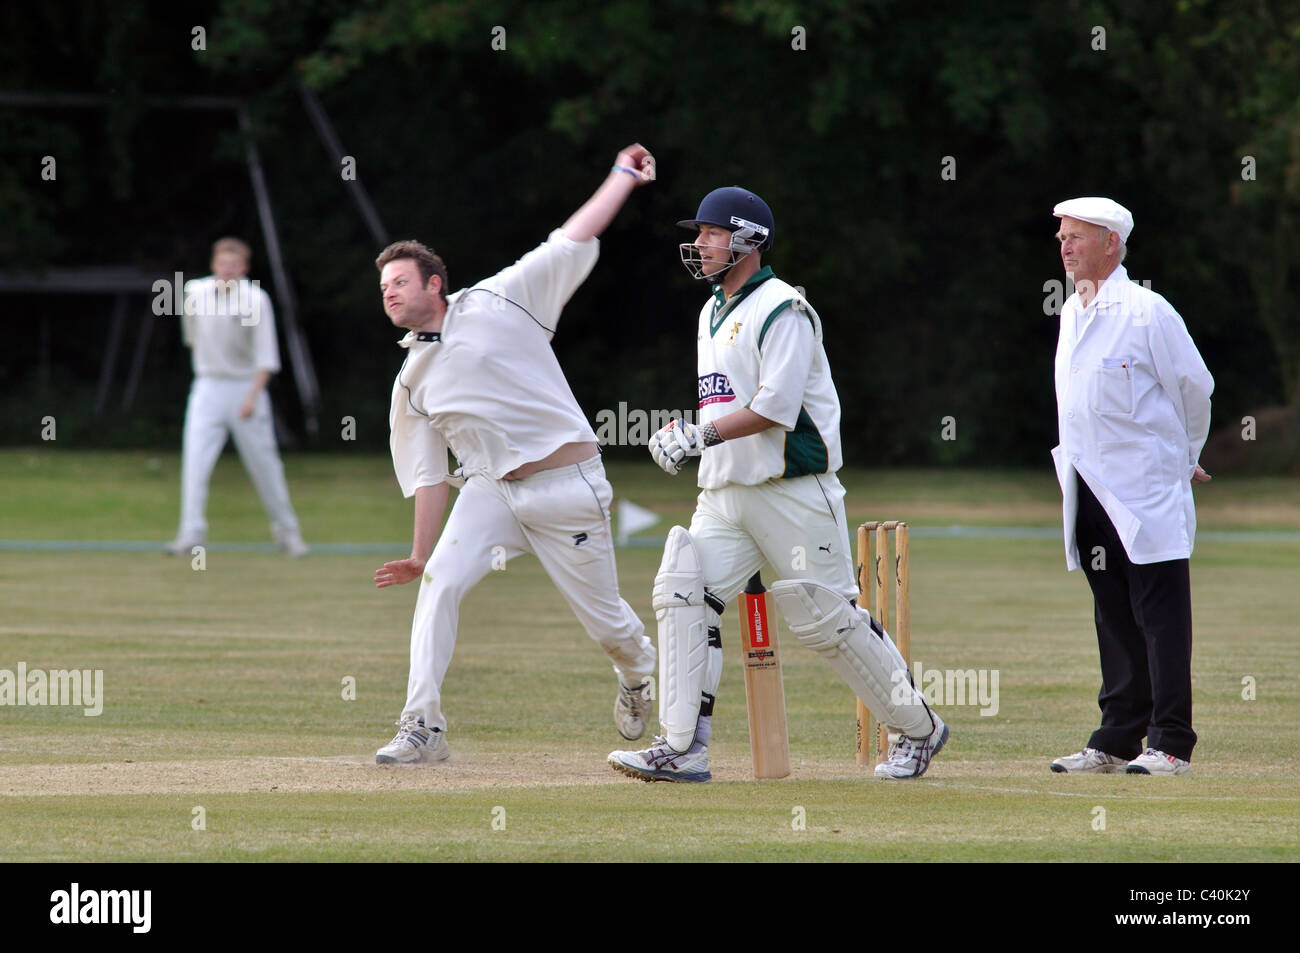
top-left (1048, 198), bottom-right (1214, 776)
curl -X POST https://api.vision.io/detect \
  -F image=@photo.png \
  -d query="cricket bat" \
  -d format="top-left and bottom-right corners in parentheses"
top-left (739, 572), bottom-right (791, 779)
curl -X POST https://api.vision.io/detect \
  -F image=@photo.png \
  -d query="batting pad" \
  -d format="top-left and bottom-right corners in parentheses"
top-left (653, 526), bottom-right (710, 752)
top-left (769, 579), bottom-right (933, 738)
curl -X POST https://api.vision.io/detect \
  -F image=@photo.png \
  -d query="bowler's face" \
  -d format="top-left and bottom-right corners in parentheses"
top-left (379, 260), bottom-right (436, 329)
top-left (694, 224), bottom-right (734, 277)
top-left (1056, 217), bottom-right (1109, 282)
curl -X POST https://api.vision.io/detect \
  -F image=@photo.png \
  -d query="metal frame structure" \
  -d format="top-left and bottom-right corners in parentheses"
top-left (0, 89), bottom-right (389, 436)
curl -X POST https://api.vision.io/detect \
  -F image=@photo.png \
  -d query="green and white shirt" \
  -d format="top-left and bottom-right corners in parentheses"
top-left (695, 266), bottom-right (842, 488)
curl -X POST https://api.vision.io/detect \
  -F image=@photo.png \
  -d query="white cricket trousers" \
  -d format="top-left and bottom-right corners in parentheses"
top-left (686, 473), bottom-right (931, 738)
top-left (177, 376), bottom-right (301, 541)
top-left (402, 455), bottom-right (656, 732)
top-left (690, 472), bottom-right (858, 605)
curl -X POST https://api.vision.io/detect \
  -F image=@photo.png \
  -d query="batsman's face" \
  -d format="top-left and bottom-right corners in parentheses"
top-left (1056, 217), bottom-right (1111, 284)
top-left (211, 252), bottom-right (248, 283)
top-left (694, 225), bottom-right (734, 277)
top-left (379, 260), bottom-right (439, 329)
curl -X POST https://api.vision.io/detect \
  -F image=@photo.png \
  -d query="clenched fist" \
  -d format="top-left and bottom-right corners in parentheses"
top-left (615, 143), bottom-right (656, 185)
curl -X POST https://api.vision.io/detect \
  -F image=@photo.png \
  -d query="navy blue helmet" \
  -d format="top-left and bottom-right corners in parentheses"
top-left (677, 186), bottom-right (774, 281)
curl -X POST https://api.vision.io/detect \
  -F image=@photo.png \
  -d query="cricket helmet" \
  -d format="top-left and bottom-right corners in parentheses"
top-left (678, 186), bottom-right (774, 282)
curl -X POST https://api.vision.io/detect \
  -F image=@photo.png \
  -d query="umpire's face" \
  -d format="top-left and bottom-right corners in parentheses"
top-left (380, 259), bottom-right (442, 330)
top-left (1056, 216), bottom-right (1115, 287)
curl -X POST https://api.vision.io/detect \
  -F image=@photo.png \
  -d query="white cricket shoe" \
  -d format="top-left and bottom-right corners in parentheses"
top-left (275, 527), bottom-right (310, 558)
top-left (614, 679), bottom-right (652, 741)
top-left (874, 713), bottom-right (948, 779)
top-left (1125, 748), bottom-right (1190, 776)
top-left (375, 716), bottom-right (449, 765)
top-left (1050, 747), bottom-right (1129, 774)
top-left (164, 536), bottom-right (204, 556)
top-left (608, 736), bottom-right (711, 782)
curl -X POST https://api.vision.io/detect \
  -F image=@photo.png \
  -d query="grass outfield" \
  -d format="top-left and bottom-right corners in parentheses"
top-left (0, 449), bottom-right (1298, 862)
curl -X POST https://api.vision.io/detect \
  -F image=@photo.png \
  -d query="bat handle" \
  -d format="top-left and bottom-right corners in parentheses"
top-left (745, 572), bottom-right (764, 594)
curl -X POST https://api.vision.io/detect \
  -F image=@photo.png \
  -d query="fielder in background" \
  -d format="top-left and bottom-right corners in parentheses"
top-left (608, 187), bottom-right (947, 782)
top-left (1049, 197), bottom-right (1214, 776)
top-left (167, 237), bottom-right (308, 557)
top-left (371, 144), bottom-right (658, 765)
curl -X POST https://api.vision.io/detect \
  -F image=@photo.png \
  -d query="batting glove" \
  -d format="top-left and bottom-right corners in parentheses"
top-left (649, 419), bottom-right (702, 475)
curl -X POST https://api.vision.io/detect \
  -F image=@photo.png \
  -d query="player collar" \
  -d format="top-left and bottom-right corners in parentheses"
top-left (397, 329), bottom-right (443, 349)
top-left (711, 265), bottom-right (774, 307)
top-left (710, 266), bottom-right (775, 336)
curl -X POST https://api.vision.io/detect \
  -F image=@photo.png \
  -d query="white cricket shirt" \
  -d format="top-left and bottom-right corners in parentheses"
top-left (389, 229), bottom-right (601, 496)
top-left (182, 276), bottom-right (280, 378)
top-left (1051, 264), bottom-right (1214, 567)
top-left (694, 267), bottom-right (843, 488)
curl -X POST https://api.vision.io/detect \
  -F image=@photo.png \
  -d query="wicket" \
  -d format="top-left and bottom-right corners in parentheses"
top-left (855, 520), bottom-right (910, 765)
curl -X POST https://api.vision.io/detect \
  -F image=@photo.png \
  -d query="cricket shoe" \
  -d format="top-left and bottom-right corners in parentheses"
top-left (274, 526), bottom-right (310, 558)
top-left (1050, 747), bottom-right (1129, 774)
top-left (614, 679), bottom-right (652, 741)
top-left (164, 536), bottom-right (205, 556)
top-left (375, 716), bottom-right (449, 765)
top-left (1125, 748), bottom-right (1190, 776)
top-left (874, 714), bottom-right (948, 779)
top-left (608, 736), bottom-right (711, 782)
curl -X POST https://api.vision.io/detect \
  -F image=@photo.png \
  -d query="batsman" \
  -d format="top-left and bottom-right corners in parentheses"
top-left (608, 187), bottom-right (948, 781)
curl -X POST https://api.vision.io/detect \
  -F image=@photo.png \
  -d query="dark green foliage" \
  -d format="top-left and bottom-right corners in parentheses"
top-left (2, 0), bottom-right (1296, 464)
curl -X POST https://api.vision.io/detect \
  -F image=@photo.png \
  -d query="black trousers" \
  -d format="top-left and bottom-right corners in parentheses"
top-left (1074, 473), bottom-right (1197, 761)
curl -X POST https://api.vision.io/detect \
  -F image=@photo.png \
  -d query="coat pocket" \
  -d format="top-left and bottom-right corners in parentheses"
top-left (1090, 358), bottom-right (1134, 416)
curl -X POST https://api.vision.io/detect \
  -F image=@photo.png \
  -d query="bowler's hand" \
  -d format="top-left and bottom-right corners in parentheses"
top-left (615, 143), bottom-right (656, 186)
top-left (239, 395), bottom-right (257, 419)
top-left (1192, 465), bottom-right (1212, 484)
top-left (375, 557), bottom-right (426, 588)
top-left (649, 418), bottom-right (701, 475)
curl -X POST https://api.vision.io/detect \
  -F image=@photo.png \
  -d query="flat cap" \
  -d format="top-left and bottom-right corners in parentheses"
top-left (1053, 197), bottom-right (1133, 243)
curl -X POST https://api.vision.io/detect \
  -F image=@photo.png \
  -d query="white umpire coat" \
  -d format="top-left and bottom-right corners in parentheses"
top-left (1051, 265), bottom-right (1214, 569)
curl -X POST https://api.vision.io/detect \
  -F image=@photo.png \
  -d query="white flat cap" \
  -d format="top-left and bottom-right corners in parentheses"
top-left (1053, 197), bottom-right (1133, 243)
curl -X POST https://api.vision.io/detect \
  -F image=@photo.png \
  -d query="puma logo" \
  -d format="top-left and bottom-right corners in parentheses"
top-left (674, 591), bottom-right (693, 604)
top-left (819, 544), bottom-right (832, 554)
